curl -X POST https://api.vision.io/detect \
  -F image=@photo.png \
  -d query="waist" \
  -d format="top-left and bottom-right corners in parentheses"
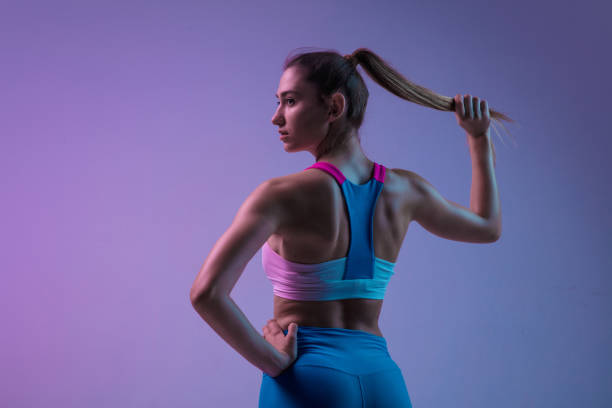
top-left (278, 320), bottom-right (383, 337)
top-left (284, 325), bottom-right (386, 341)
top-left (274, 295), bottom-right (384, 335)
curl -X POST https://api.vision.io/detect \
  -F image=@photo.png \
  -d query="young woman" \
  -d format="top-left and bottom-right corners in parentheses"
top-left (190, 48), bottom-right (512, 407)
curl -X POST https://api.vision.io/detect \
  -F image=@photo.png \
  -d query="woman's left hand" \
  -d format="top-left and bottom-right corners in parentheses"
top-left (454, 94), bottom-right (491, 138)
top-left (262, 319), bottom-right (298, 374)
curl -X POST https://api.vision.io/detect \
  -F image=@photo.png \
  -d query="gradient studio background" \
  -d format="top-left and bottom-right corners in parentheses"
top-left (1, 0), bottom-right (610, 407)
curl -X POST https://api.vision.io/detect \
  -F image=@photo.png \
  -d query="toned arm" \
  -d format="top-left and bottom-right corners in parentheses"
top-left (189, 179), bottom-right (288, 377)
top-left (407, 169), bottom-right (501, 244)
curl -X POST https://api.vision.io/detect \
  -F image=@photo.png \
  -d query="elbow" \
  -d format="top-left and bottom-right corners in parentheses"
top-left (488, 228), bottom-right (501, 242)
top-left (486, 217), bottom-right (502, 242)
top-left (189, 289), bottom-right (202, 306)
top-left (189, 285), bottom-right (215, 306)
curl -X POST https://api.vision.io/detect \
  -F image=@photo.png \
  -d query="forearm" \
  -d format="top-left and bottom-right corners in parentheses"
top-left (191, 293), bottom-right (283, 377)
top-left (467, 129), bottom-right (502, 235)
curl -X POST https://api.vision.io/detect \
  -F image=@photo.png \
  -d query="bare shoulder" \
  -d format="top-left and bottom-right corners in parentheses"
top-left (244, 175), bottom-right (298, 239)
top-left (260, 170), bottom-right (330, 210)
top-left (268, 168), bottom-right (329, 193)
top-left (385, 167), bottom-right (415, 189)
top-left (260, 170), bottom-right (335, 239)
top-left (386, 167), bottom-right (434, 222)
top-left (389, 167), bottom-right (437, 200)
top-left (389, 167), bottom-right (425, 189)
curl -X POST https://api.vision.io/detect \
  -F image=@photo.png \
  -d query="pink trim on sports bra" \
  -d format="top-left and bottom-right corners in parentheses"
top-left (305, 161), bottom-right (386, 186)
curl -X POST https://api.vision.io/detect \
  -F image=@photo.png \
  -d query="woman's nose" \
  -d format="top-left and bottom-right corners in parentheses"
top-left (271, 112), bottom-right (283, 126)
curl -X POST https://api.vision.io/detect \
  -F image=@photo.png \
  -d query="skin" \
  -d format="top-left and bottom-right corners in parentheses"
top-left (190, 64), bottom-right (501, 376)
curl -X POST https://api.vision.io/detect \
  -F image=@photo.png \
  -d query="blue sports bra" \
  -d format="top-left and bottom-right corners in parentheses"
top-left (261, 161), bottom-right (396, 301)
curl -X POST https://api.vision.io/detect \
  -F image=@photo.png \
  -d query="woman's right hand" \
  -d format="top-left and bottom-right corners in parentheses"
top-left (454, 94), bottom-right (491, 138)
top-left (262, 319), bottom-right (298, 376)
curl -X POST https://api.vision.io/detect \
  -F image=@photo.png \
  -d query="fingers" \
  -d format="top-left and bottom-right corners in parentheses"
top-left (465, 94), bottom-right (477, 119)
top-left (474, 96), bottom-right (481, 119)
top-left (269, 319), bottom-right (283, 333)
top-left (264, 318), bottom-right (283, 335)
top-left (287, 322), bottom-right (298, 337)
top-left (455, 94), bottom-right (465, 117)
top-left (456, 94), bottom-right (488, 119)
top-left (465, 94), bottom-right (473, 119)
top-left (263, 319), bottom-right (298, 338)
top-left (481, 99), bottom-right (490, 119)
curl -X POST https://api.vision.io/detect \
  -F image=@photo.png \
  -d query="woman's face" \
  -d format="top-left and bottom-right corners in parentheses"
top-left (271, 65), bottom-right (330, 154)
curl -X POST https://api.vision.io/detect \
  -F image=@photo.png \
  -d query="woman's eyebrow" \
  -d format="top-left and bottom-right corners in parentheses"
top-left (275, 90), bottom-right (301, 98)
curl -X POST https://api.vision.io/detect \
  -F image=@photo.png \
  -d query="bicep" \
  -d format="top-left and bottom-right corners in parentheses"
top-left (410, 172), bottom-right (498, 243)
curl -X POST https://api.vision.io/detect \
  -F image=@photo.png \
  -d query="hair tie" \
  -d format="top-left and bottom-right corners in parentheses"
top-left (343, 54), bottom-right (358, 69)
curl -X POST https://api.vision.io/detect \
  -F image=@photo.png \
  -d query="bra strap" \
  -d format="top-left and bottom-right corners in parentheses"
top-left (304, 161), bottom-right (386, 185)
top-left (303, 162), bottom-right (346, 185)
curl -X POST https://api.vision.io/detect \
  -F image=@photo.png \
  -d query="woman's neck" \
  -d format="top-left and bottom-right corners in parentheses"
top-left (316, 136), bottom-right (373, 180)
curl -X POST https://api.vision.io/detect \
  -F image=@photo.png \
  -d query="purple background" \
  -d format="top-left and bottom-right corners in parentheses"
top-left (1, 1), bottom-right (610, 407)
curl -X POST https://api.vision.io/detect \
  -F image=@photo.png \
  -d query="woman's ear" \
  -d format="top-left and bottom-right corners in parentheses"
top-left (329, 92), bottom-right (346, 119)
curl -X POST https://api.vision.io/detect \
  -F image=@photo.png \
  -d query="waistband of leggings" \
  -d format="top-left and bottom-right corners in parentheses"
top-left (282, 325), bottom-right (387, 344)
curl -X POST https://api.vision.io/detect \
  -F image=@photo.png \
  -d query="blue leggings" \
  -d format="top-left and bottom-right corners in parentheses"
top-left (259, 326), bottom-right (412, 408)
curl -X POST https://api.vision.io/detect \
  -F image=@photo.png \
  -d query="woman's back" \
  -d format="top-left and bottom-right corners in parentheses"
top-left (190, 48), bottom-right (504, 404)
top-left (265, 160), bottom-right (418, 337)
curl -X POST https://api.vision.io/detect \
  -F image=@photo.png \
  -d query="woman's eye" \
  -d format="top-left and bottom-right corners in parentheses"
top-left (276, 99), bottom-right (295, 106)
